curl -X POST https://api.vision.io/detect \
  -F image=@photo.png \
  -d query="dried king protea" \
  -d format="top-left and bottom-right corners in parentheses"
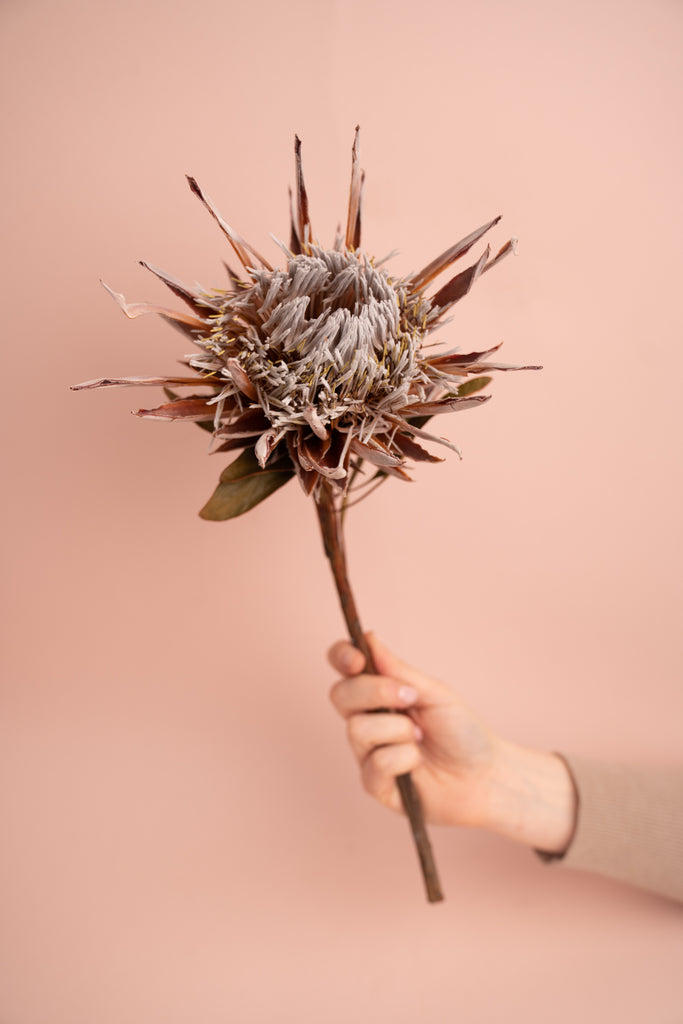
top-left (74, 129), bottom-right (540, 903)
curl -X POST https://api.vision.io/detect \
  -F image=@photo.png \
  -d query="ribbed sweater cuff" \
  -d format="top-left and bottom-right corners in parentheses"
top-left (537, 755), bottom-right (683, 902)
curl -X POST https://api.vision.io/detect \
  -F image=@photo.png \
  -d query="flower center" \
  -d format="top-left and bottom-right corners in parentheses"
top-left (201, 246), bottom-right (432, 432)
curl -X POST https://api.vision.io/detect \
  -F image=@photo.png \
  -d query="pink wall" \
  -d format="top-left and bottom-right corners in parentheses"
top-left (1, 0), bottom-right (682, 1020)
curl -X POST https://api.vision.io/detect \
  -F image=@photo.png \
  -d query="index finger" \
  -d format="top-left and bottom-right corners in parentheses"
top-left (329, 672), bottom-right (418, 719)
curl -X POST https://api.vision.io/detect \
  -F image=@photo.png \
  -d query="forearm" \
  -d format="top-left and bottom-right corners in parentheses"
top-left (483, 741), bottom-right (577, 855)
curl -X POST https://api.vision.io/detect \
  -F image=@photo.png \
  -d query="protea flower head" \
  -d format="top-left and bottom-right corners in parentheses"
top-left (74, 129), bottom-right (539, 519)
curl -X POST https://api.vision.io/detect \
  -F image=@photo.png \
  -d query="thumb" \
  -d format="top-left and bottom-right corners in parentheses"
top-left (366, 633), bottom-right (453, 707)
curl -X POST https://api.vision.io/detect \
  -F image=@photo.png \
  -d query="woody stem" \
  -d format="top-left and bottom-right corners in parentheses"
top-left (315, 479), bottom-right (444, 903)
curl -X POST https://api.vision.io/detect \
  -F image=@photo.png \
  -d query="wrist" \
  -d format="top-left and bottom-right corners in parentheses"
top-left (483, 741), bottom-right (578, 854)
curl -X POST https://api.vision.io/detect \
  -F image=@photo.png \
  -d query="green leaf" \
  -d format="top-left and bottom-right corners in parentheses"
top-left (199, 447), bottom-right (294, 521)
top-left (163, 387), bottom-right (215, 433)
top-left (457, 376), bottom-right (492, 398)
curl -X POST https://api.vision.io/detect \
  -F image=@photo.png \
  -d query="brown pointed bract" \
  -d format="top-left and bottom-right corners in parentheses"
top-left (294, 135), bottom-right (312, 247)
top-left (346, 126), bottom-right (362, 250)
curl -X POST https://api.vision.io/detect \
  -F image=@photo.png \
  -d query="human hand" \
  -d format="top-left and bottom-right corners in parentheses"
top-left (328, 633), bottom-right (577, 854)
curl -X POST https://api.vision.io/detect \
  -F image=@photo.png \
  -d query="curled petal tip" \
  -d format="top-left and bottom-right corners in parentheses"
top-left (100, 280), bottom-right (128, 313)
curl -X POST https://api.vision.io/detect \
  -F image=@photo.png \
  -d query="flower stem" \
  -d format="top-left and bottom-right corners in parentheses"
top-left (316, 480), bottom-right (444, 903)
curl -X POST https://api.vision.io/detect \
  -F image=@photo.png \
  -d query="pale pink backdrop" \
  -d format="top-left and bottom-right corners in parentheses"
top-left (1, 0), bottom-right (682, 1021)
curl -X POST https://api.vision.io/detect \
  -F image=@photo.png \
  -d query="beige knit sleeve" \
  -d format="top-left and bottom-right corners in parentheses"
top-left (538, 756), bottom-right (683, 902)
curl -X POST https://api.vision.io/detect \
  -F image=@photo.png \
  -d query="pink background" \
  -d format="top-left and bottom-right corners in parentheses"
top-left (1, 0), bottom-right (682, 1020)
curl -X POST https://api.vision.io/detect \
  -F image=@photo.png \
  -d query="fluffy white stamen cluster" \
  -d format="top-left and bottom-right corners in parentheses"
top-left (192, 246), bottom-right (436, 461)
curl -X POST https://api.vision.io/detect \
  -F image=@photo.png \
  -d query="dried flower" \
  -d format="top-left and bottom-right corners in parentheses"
top-left (73, 130), bottom-right (540, 903)
top-left (74, 129), bottom-right (538, 519)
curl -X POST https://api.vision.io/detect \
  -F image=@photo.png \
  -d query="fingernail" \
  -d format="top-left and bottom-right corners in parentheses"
top-left (413, 722), bottom-right (423, 742)
top-left (398, 685), bottom-right (418, 705)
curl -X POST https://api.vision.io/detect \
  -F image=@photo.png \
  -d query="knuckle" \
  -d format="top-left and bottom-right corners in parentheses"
top-left (369, 744), bottom-right (395, 777)
top-left (361, 759), bottom-right (398, 810)
top-left (328, 680), bottom-right (344, 710)
top-left (371, 741), bottom-right (421, 779)
top-left (360, 759), bottom-right (377, 795)
top-left (396, 712), bottom-right (417, 741)
top-left (375, 679), bottom-right (400, 709)
top-left (329, 677), bottom-right (353, 714)
top-left (346, 714), bottom-right (366, 744)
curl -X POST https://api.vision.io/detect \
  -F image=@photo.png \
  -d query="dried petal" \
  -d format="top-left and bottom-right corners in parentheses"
top-left (350, 437), bottom-right (403, 469)
top-left (411, 217), bottom-right (501, 290)
top-left (214, 408), bottom-right (271, 438)
top-left (226, 358), bottom-right (258, 400)
top-left (403, 395), bottom-right (491, 416)
top-left (430, 246), bottom-right (490, 311)
top-left (72, 375), bottom-right (219, 391)
top-left (139, 261), bottom-right (220, 315)
top-left (427, 344), bottom-right (502, 368)
top-left (392, 434), bottom-right (444, 463)
top-left (382, 464), bottom-right (414, 482)
top-left (101, 281), bottom-right (206, 337)
top-left (303, 404), bottom-right (329, 440)
top-left (294, 135), bottom-right (312, 247)
top-left (345, 126), bottom-right (362, 251)
top-left (222, 261), bottom-right (246, 291)
top-left (255, 427), bottom-right (287, 467)
top-left (186, 176), bottom-right (273, 271)
top-left (213, 435), bottom-right (260, 454)
top-left (301, 434), bottom-right (346, 479)
top-left (464, 361), bottom-right (543, 372)
top-left (135, 398), bottom-right (219, 421)
top-left (482, 238), bottom-right (517, 274)
top-left (287, 430), bottom-right (318, 493)
top-left (288, 186), bottom-right (303, 256)
top-left (388, 416), bottom-right (463, 457)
